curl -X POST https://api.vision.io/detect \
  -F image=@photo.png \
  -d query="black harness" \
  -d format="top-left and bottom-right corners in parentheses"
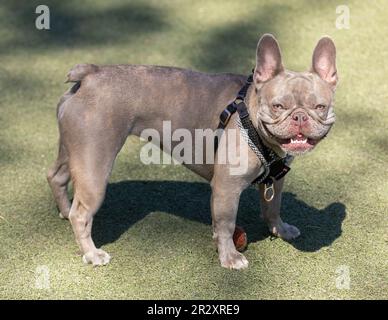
top-left (215, 72), bottom-right (291, 201)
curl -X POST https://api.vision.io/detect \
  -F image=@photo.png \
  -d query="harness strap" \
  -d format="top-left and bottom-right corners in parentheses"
top-left (236, 102), bottom-right (291, 185)
top-left (214, 71), bottom-right (291, 200)
top-left (214, 73), bottom-right (253, 151)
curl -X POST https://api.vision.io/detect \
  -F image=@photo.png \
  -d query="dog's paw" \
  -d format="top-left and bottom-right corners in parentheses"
top-left (58, 212), bottom-right (68, 219)
top-left (82, 249), bottom-right (111, 266)
top-left (219, 250), bottom-right (249, 270)
top-left (271, 222), bottom-right (300, 241)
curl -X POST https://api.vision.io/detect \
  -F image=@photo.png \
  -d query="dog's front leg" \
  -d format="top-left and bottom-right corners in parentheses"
top-left (259, 178), bottom-right (300, 241)
top-left (211, 185), bottom-right (248, 270)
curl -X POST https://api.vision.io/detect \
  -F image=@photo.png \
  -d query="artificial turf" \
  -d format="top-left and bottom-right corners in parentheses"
top-left (0, 0), bottom-right (387, 299)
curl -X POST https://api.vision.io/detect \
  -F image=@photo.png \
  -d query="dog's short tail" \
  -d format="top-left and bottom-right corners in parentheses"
top-left (65, 64), bottom-right (99, 83)
top-left (57, 64), bottom-right (99, 117)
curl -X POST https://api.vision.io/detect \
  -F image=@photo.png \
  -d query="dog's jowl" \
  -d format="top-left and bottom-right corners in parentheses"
top-left (47, 34), bottom-right (338, 269)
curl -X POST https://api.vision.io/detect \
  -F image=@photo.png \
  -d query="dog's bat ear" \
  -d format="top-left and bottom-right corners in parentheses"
top-left (311, 36), bottom-right (338, 88)
top-left (254, 34), bottom-right (284, 83)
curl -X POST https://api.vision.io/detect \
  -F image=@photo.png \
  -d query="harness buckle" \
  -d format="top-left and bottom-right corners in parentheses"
top-left (269, 159), bottom-right (291, 181)
top-left (219, 109), bottom-right (232, 126)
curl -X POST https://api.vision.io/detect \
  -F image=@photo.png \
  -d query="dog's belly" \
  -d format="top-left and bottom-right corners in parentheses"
top-left (183, 163), bottom-right (214, 181)
top-left (129, 126), bottom-right (216, 181)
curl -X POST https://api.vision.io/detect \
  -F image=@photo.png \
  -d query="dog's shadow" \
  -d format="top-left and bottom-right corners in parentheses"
top-left (93, 180), bottom-right (346, 252)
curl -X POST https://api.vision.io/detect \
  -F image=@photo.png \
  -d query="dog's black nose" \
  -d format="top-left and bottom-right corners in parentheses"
top-left (292, 112), bottom-right (308, 124)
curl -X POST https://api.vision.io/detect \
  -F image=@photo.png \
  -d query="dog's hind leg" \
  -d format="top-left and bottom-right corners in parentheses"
top-left (47, 82), bottom-right (85, 219)
top-left (67, 153), bottom-right (112, 266)
top-left (47, 139), bottom-right (71, 219)
top-left (66, 127), bottom-right (127, 266)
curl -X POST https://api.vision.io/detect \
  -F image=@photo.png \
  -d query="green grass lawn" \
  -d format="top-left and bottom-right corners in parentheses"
top-left (0, 0), bottom-right (387, 299)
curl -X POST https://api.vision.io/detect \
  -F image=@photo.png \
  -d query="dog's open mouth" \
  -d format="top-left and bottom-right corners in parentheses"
top-left (276, 133), bottom-right (319, 153)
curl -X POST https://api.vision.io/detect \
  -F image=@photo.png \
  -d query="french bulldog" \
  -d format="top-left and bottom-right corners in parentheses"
top-left (47, 34), bottom-right (337, 269)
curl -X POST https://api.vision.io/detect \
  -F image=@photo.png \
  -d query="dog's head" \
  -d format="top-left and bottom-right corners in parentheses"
top-left (252, 34), bottom-right (338, 156)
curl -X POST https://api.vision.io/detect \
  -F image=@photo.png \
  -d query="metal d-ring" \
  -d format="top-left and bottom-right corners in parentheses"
top-left (263, 178), bottom-right (275, 202)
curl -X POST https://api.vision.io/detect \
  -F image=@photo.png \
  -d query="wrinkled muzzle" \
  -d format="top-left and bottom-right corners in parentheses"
top-left (257, 106), bottom-right (336, 126)
top-left (257, 106), bottom-right (335, 155)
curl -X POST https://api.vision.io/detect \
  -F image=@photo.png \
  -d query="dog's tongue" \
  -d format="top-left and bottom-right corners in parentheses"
top-left (296, 133), bottom-right (304, 139)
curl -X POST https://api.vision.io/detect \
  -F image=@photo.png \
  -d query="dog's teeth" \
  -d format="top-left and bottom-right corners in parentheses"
top-left (290, 138), bottom-right (307, 144)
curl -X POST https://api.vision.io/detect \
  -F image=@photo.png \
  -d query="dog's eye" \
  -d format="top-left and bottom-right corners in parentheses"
top-left (315, 104), bottom-right (326, 110)
top-left (272, 104), bottom-right (284, 110)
